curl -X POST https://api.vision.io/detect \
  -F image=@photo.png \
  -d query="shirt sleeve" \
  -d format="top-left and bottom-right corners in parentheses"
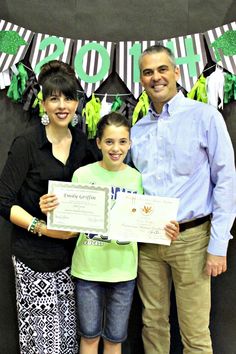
top-left (0, 136), bottom-right (31, 220)
top-left (71, 171), bottom-right (79, 183)
top-left (71, 167), bottom-right (87, 184)
top-left (206, 110), bottom-right (236, 256)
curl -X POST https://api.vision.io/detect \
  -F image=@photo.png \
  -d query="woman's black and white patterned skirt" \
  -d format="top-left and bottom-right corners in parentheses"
top-left (12, 257), bottom-right (79, 354)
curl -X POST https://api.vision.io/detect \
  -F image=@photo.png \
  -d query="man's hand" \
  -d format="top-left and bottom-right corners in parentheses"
top-left (164, 220), bottom-right (179, 241)
top-left (205, 253), bottom-right (227, 276)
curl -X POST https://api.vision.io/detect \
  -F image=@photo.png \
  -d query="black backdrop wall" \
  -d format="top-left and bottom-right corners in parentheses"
top-left (1, 1), bottom-right (236, 353)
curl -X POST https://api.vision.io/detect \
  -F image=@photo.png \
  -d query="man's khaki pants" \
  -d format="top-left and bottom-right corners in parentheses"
top-left (138, 221), bottom-right (213, 354)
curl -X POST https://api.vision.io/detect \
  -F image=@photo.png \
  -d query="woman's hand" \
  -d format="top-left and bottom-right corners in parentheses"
top-left (39, 193), bottom-right (59, 214)
top-left (164, 220), bottom-right (179, 241)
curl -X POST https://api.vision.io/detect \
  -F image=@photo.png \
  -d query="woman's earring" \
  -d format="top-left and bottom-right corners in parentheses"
top-left (41, 113), bottom-right (50, 126)
top-left (71, 114), bottom-right (79, 127)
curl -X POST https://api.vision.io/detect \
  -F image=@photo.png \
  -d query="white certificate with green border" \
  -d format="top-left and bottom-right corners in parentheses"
top-left (47, 181), bottom-right (111, 235)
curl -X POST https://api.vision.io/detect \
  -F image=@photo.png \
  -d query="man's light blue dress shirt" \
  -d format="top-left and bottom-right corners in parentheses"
top-left (131, 91), bottom-right (236, 256)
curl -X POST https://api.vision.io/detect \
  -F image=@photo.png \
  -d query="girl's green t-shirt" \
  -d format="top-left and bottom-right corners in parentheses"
top-left (71, 162), bottom-right (143, 282)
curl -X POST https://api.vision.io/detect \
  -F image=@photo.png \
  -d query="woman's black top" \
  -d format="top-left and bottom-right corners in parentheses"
top-left (0, 123), bottom-right (96, 272)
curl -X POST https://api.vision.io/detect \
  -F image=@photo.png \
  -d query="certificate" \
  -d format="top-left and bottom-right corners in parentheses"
top-left (47, 181), bottom-right (111, 235)
top-left (109, 193), bottom-right (179, 245)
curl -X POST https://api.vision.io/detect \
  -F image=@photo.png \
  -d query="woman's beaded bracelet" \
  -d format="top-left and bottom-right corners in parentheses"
top-left (27, 217), bottom-right (39, 234)
top-left (28, 217), bottom-right (47, 237)
top-left (35, 220), bottom-right (46, 237)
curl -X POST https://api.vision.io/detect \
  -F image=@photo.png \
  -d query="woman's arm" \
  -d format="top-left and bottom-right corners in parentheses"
top-left (10, 205), bottom-right (77, 239)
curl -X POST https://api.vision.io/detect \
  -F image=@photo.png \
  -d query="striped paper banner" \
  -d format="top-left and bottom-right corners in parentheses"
top-left (71, 40), bottom-right (115, 97)
top-left (204, 22), bottom-right (236, 75)
top-left (116, 34), bottom-right (207, 97)
top-left (29, 33), bottom-right (74, 75)
top-left (0, 19), bottom-right (34, 73)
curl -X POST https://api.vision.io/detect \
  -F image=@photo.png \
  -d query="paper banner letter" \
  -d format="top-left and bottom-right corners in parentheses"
top-left (29, 33), bottom-right (74, 75)
top-left (72, 40), bottom-right (115, 97)
top-left (164, 34), bottom-right (207, 92)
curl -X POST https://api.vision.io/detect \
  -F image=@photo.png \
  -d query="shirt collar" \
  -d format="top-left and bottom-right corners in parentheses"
top-left (38, 124), bottom-right (76, 149)
top-left (148, 103), bottom-right (162, 120)
top-left (168, 91), bottom-right (184, 115)
top-left (148, 91), bottom-right (184, 119)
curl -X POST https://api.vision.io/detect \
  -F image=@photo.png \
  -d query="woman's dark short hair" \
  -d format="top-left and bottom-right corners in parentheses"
top-left (38, 60), bottom-right (79, 101)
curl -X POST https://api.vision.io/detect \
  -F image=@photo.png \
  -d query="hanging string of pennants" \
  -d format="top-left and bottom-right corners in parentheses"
top-left (116, 33), bottom-right (207, 97)
top-left (0, 18), bottom-right (235, 97)
top-left (0, 19), bottom-right (34, 89)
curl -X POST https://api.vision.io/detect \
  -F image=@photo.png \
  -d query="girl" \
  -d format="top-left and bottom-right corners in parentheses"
top-left (70, 112), bottom-right (179, 354)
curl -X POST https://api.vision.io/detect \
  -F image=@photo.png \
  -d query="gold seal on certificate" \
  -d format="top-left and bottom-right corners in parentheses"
top-left (47, 181), bottom-right (111, 235)
top-left (109, 192), bottom-right (180, 245)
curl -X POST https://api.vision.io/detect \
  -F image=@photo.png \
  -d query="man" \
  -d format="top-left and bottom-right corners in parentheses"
top-left (130, 44), bottom-right (236, 354)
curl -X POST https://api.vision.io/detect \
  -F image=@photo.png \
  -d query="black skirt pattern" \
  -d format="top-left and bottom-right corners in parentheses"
top-left (12, 257), bottom-right (79, 354)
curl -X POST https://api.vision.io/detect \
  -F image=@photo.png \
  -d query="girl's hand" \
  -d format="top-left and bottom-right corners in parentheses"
top-left (39, 193), bottom-right (59, 214)
top-left (164, 220), bottom-right (179, 241)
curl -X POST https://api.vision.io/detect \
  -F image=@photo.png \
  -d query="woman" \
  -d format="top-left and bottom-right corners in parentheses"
top-left (0, 60), bottom-right (95, 354)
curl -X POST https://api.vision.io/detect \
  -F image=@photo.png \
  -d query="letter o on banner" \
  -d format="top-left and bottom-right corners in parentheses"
top-left (74, 42), bottom-right (110, 83)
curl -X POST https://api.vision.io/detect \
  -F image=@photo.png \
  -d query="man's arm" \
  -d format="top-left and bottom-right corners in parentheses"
top-left (205, 109), bottom-right (236, 276)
